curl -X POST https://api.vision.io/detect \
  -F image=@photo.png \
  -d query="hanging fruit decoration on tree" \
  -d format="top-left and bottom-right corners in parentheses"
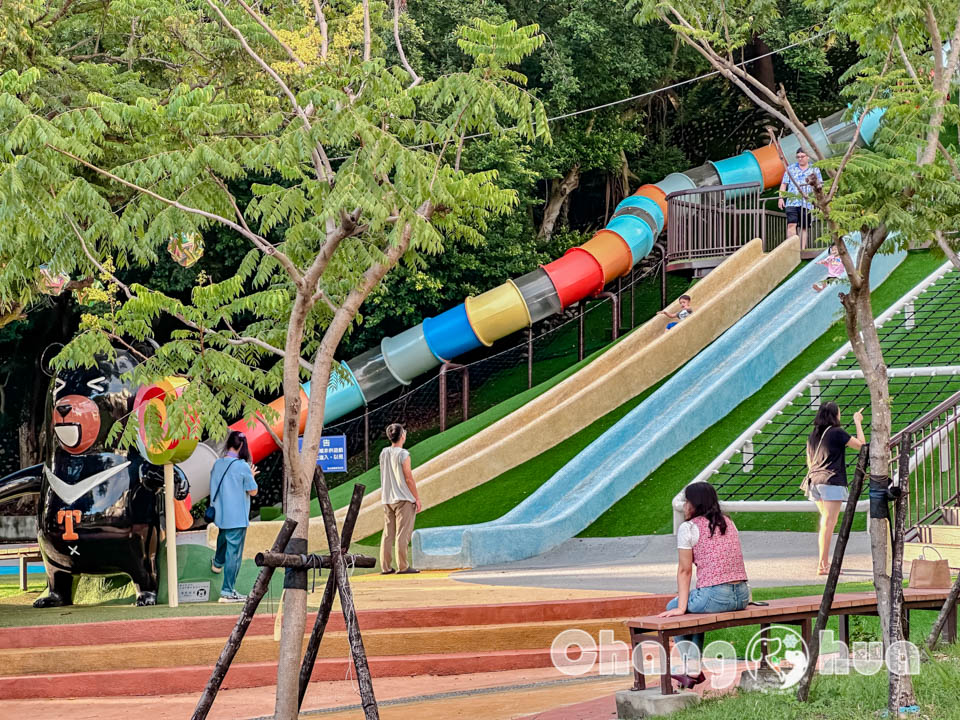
top-left (166, 232), bottom-right (205, 268)
top-left (38, 265), bottom-right (70, 296)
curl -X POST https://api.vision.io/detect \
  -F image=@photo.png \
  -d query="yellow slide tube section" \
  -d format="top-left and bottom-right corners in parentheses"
top-left (464, 281), bottom-right (532, 347)
top-left (580, 230), bottom-right (633, 284)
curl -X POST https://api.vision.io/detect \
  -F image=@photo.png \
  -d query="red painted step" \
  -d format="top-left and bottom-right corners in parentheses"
top-left (0, 595), bottom-right (669, 650)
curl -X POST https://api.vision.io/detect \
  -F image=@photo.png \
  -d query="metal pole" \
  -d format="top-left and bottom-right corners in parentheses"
top-left (527, 327), bottom-right (534, 389)
top-left (363, 407), bottom-right (370, 470)
top-left (578, 303), bottom-right (585, 361)
top-left (630, 267), bottom-right (636, 329)
top-left (660, 249), bottom-right (668, 309)
top-left (595, 292), bottom-right (619, 341)
top-left (462, 367), bottom-right (469, 422)
top-left (439, 365), bottom-right (447, 432)
top-left (616, 277), bottom-right (623, 333)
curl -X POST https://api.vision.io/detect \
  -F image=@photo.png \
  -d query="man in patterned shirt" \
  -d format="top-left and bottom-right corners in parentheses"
top-left (777, 148), bottom-right (823, 249)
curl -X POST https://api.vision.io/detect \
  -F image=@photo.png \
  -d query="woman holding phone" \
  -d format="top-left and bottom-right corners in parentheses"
top-left (804, 402), bottom-right (865, 575)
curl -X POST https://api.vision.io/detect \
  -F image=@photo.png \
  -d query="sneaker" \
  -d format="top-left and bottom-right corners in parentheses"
top-left (211, 562), bottom-right (222, 574)
top-left (218, 592), bottom-right (246, 603)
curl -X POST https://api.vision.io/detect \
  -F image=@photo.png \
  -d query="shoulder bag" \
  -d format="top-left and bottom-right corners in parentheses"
top-left (204, 458), bottom-right (240, 524)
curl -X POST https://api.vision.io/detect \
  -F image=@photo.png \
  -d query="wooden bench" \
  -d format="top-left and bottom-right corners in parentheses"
top-left (0, 544), bottom-right (42, 591)
top-left (626, 589), bottom-right (956, 696)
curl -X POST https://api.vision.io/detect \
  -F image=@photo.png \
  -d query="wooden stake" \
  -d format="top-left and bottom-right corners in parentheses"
top-left (796, 445), bottom-right (868, 702)
top-left (191, 518), bottom-right (297, 720)
top-left (298, 483), bottom-right (366, 709)
top-left (313, 469), bottom-right (379, 719)
top-left (163, 463), bottom-right (179, 608)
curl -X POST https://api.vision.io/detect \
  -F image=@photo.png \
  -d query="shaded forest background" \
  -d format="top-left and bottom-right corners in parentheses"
top-left (0, 0), bottom-right (856, 489)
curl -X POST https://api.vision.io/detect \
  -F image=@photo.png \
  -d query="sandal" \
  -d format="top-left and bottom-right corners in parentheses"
top-left (671, 672), bottom-right (706, 689)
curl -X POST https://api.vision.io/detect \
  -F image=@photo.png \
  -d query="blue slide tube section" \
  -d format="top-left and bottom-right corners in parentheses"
top-left (411, 240), bottom-right (906, 568)
top-left (303, 365), bottom-right (367, 424)
top-left (613, 196), bottom-right (665, 234)
top-left (423, 303), bottom-right (484, 362)
top-left (605, 215), bottom-right (656, 264)
top-left (710, 153), bottom-right (763, 199)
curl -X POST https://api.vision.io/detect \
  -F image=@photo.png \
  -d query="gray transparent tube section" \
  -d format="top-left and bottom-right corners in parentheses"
top-left (514, 268), bottom-right (563, 324)
top-left (345, 345), bottom-right (402, 404)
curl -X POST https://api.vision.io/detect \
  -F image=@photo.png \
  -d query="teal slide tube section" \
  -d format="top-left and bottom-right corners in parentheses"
top-left (654, 172), bottom-right (697, 198)
top-left (605, 215), bottom-right (656, 264)
top-left (303, 364), bottom-right (366, 425)
top-left (411, 240), bottom-right (906, 568)
top-left (423, 304), bottom-right (483, 362)
top-left (710, 153), bottom-right (763, 198)
top-left (613, 195), bottom-right (665, 233)
top-left (381, 324), bottom-right (440, 385)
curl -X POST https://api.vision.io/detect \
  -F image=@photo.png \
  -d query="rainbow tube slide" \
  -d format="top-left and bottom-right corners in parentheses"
top-left (231, 108), bottom-right (885, 462)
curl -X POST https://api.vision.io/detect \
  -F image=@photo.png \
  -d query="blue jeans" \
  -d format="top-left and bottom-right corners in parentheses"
top-left (214, 527), bottom-right (247, 596)
top-left (667, 581), bottom-right (750, 651)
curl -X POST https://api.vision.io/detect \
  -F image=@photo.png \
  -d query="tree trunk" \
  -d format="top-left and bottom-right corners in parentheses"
top-left (272, 469), bottom-right (310, 719)
top-left (935, 230), bottom-right (960, 269)
top-left (274, 296), bottom-right (313, 720)
top-left (842, 240), bottom-right (916, 710)
top-left (538, 164), bottom-right (580, 242)
top-left (747, 36), bottom-right (776, 92)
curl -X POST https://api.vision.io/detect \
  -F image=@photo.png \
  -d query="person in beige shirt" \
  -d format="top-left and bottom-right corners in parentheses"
top-left (379, 423), bottom-right (421, 574)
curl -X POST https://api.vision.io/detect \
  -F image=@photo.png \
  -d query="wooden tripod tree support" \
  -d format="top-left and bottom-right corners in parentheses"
top-left (309, 470), bottom-right (380, 719)
top-left (796, 445), bottom-right (869, 702)
top-left (298, 483), bottom-right (366, 709)
top-left (192, 517), bottom-right (298, 720)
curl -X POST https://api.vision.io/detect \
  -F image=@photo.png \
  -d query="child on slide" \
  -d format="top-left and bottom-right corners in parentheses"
top-left (812, 245), bottom-right (845, 292)
top-left (658, 294), bottom-right (693, 329)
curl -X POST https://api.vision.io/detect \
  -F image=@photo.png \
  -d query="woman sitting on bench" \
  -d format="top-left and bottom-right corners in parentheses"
top-left (659, 482), bottom-right (749, 689)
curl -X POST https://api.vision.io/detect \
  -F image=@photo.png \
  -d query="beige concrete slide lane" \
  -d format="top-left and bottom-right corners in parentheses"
top-left (236, 238), bottom-right (800, 554)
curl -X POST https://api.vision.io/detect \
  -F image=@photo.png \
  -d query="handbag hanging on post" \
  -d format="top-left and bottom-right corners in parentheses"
top-left (908, 546), bottom-right (953, 589)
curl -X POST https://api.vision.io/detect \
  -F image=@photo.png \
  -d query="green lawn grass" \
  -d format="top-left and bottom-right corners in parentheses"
top-left (384, 251), bottom-right (943, 541)
top-left (670, 645), bottom-right (960, 720)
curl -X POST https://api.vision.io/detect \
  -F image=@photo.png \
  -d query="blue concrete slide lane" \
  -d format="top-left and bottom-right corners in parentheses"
top-left (411, 242), bottom-right (906, 569)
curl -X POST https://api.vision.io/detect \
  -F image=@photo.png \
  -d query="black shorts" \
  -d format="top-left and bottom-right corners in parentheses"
top-left (785, 206), bottom-right (811, 228)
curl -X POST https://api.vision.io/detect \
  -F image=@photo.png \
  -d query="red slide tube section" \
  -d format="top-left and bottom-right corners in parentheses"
top-left (542, 248), bottom-right (605, 309)
top-left (229, 388), bottom-right (309, 463)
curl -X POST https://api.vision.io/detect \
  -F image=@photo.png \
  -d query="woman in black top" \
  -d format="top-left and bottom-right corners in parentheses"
top-left (805, 401), bottom-right (865, 575)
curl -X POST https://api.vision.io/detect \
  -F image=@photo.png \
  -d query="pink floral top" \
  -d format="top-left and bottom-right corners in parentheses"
top-left (690, 515), bottom-right (748, 589)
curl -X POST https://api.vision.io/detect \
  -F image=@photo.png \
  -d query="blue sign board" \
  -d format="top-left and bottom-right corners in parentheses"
top-left (298, 435), bottom-right (348, 472)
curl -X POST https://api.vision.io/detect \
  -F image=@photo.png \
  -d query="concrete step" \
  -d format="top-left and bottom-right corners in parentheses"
top-left (0, 648), bottom-right (559, 700)
top-left (0, 594), bottom-right (664, 649)
top-left (0, 616), bottom-right (633, 677)
top-left (904, 540), bottom-right (960, 570)
top-left (916, 525), bottom-right (960, 546)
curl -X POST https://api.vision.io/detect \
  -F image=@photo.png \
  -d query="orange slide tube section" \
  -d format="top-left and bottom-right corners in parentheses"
top-left (750, 144), bottom-right (786, 190)
top-left (579, 230), bottom-right (633, 285)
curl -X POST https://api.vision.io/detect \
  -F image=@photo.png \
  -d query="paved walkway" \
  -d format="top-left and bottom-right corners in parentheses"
top-left (452, 532), bottom-right (874, 593)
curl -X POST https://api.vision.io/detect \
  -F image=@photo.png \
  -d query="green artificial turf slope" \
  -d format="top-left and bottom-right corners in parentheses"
top-left (384, 251), bottom-right (943, 543)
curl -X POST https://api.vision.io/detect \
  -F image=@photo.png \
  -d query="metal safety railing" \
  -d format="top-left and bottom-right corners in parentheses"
top-left (665, 183), bottom-right (763, 272)
top-left (889, 388), bottom-right (960, 538)
top-left (665, 183), bottom-right (832, 272)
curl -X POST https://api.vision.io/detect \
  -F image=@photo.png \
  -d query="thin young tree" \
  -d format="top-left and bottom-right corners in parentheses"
top-left (634, 0), bottom-right (960, 711)
top-left (0, 2), bottom-right (548, 717)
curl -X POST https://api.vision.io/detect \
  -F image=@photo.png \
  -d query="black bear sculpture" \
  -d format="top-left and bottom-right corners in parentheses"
top-left (0, 351), bottom-right (187, 607)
